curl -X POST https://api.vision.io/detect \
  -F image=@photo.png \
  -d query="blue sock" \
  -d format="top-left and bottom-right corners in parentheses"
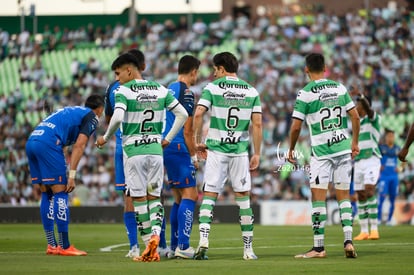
top-left (178, 199), bottom-right (196, 250)
top-left (351, 201), bottom-right (357, 218)
top-left (159, 216), bottom-right (167, 249)
top-left (54, 192), bottom-right (70, 249)
top-left (124, 212), bottom-right (138, 249)
top-left (169, 202), bottom-right (179, 251)
top-left (40, 191), bottom-right (56, 246)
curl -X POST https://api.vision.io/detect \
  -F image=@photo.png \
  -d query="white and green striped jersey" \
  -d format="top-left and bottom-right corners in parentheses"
top-left (198, 76), bottom-right (262, 155)
top-left (292, 79), bottom-right (355, 159)
top-left (114, 79), bottom-right (179, 157)
top-left (354, 112), bottom-right (381, 161)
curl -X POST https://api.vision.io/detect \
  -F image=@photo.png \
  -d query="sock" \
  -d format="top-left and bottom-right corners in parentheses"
top-left (378, 194), bottom-right (385, 223)
top-left (312, 201), bottom-right (326, 249)
top-left (357, 200), bottom-right (369, 233)
top-left (198, 195), bottom-right (216, 245)
top-left (159, 216), bottom-right (167, 249)
top-left (148, 199), bottom-right (164, 236)
top-left (339, 199), bottom-right (353, 244)
top-left (388, 193), bottom-right (396, 222)
top-left (236, 196), bottom-right (254, 250)
top-left (54, 192), bottom-right (70, 249)
top-left (124, 212), bottom-right (138, 250)
top-left (169, 202), bottom-right (179, 251)
top-left (367, 196), bottom-right (378, 231)
top-left (134, 200), bottom-right (151, 245)
top-left (40, 191), bottom-right (57, 247)
top-left (351, 200), bottom-right (358, 219)
top-left (178, 199), bottom-right (196, 250)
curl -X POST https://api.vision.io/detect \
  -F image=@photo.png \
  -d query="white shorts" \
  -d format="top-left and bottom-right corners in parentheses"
top-left (124, 154), bottom-right (163, 197)
top-left (309, 154), bottom-right (352, 190)
top-left (353, 155), bottom-right (381, 191)
top-left (203, 150), bottom-right (251, 193)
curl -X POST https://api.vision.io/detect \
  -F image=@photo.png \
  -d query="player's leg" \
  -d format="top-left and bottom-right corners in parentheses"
top-left (195, 150), bottom-right (225, 260)
top-left (26, 140), bottom-right (58, 254)
top-left (387, 176), bottom-right (399, 224)
top-left (295, 157), bottom-right (330, 259)
top-left (365, 157), bottom-right (381, 240)
top-left (169, 194), bottom-right (180, 254)
top-left (334, 155), bottom-right (356, 258)
top-left (230, 155), bottom-right (257, 260)
top-left (353, 160), bottom-right (369, 240)
top-left (377, 178), bottom-right (387, 224)
top-left (116, 149), bottom-right (139, 258)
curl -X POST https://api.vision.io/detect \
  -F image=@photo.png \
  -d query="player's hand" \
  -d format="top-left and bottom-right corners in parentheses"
top-left (398, 147), bottom-right (409, 162)
top-left (66, 178), bottom-right (76, 193)
top-left (287, 149), bottom-right (297, 164)
top-left (95, 136), bottom-right (106, 149)
top-left (249, 154), bottom-right (260, 171)
top-left (351, 143), bottom-right (360, 159)
top-left (196, 143), bottom-right (208, 160)
top-left (161, 139), bottom-right (170, 149)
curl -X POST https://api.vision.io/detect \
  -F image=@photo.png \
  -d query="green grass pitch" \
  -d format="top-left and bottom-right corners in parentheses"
top-left (1, 223), bottom-right (413, 274)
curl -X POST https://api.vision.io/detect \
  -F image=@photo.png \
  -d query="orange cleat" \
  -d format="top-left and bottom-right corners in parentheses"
top-left (353, 232), bottom-right (369, 241)
top-left (136, 235), bottom-right (160, 262)
top-left (368, 230), bottom-right (380, 240)
top-left (59, 245), bottom-right (87, 256)
top-left (46, 245), bottom-right (60, 255)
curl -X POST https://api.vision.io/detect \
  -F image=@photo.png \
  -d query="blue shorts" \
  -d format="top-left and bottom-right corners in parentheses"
top-left (26, 139), bottom-right (67, 185)
top-left (164, 151), bottom-right (196, 189)
top-left (114, 142), bottom-right (126, 191)
top-left (378, 175), bottom-right (399, 197)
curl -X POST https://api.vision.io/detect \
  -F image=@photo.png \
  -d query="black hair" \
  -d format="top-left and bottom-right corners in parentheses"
top-left (127, 49), bottom-right (145, 71)
top-left (305, 53), bottom-right (325, 73)
top-left (384, 128), bottom-right (395, 134)
top-left (111, 52), bottom-right (140, 70)
top-left (178, 55), bottom-right (201, 74)
top-left (85, 94), bottom-right (105, 109)
top-left (212, 52), bottom-right (238, 73)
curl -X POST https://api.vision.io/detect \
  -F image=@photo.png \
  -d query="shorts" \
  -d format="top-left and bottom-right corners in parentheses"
top-left (114, 142), bottom-right (126, 190)
top-left (378, 175), bottom-right (399, 197)
top-left (124, 154), bottom-right (163, 198)
top-left (26, 139), bottom-right (67, 185)
top-left (353, 156), bottom-right (381, 191)
top-left (202, 150), bottom-right (251, 193)
top-left (309, 154), bottom-right (352, 190)
top-left (164, 151), bottom-right (196, 189)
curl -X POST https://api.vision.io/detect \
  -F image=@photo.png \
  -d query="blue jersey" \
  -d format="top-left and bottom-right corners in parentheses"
top-left (29, 106), bottom-right (98, 146)
top-left (163, 81), bottom-right (194, 153)
top-left (379, 144), bottom-right (400, 176)
top-left (105, 81), bottom-right (122, 145)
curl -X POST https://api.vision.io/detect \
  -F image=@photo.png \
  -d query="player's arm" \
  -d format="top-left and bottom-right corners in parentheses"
top-left (193, 105), bottom-right (208, 148)
top-left (183, 115), bottom-right (198, 165)
top-left (399, 122), bottom-right (414, 161)
top-left (288, 118), bottom-right (303, 164)
top-left (163, 103), bottom-right (188, 148)
top-left (347, 107), bottom-right (360, 159)
top-left (96, 107), bottom-right (124, 147)
top-left (250, 112), bottom-right (262, 171)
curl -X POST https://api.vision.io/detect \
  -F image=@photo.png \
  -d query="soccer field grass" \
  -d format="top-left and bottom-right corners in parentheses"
top-left (1, 223), bottom-right (413, 274)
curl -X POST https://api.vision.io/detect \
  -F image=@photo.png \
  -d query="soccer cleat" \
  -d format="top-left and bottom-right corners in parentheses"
top-left (194, 239), bottom-right (209, 260)
top-left (368, 230), bottom-right (380, 240)
top-left (135, 235), bottom-right (160, 262)
top-left (344, 243), bottom-right (357, 258)
top-left (353, 232), bottom-right (369, 241)
top-left (243, 249), bottom-right (258, 260)
top-left (175, 247), bottom-right (195, 259)
top-left (125, 246), bottom-right (140, 258)
top-left (59, 245), bottom-right (87, 256)
top-left (157, 246), bottom-right (171, 258)
top-left (294, 248), bottom-right (326, 259)
top-left (46, 245), bottom-right (60, 255)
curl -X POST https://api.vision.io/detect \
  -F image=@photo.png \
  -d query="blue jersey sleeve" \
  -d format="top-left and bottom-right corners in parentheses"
top-left (79, 111), bottom-right (99, 137)
top-left (104, 81), bottom-right (119, 117)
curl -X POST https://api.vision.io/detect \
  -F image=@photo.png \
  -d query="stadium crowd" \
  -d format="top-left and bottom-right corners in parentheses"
top-left (1, 4), bottom-right (414, 206)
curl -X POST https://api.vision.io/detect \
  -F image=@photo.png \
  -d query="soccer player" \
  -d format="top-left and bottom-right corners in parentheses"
top-left (26, 94), bottom-right (105, 256)
top-left (163, 55), bottom-right (201, 259)
top-left (193, 52), bottom-right (262, 260)
top-left (96, 52), bottom-right (188, 262)
top-left (289, 53), bottom-right (360, 259)
top-left (352, 92), bottom-right (382, 241)
top-left (104, 49), bottom-right (166, 258)
top-left (398, 122), bottom-right (414, 162)
top-left (378, 129), bottom-right (401, 225)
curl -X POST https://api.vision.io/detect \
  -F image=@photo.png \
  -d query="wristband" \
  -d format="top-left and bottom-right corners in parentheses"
top-left (69, 170), bottom-right (77, 179)
top-left (191, 155), bottom-right (198, 163)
